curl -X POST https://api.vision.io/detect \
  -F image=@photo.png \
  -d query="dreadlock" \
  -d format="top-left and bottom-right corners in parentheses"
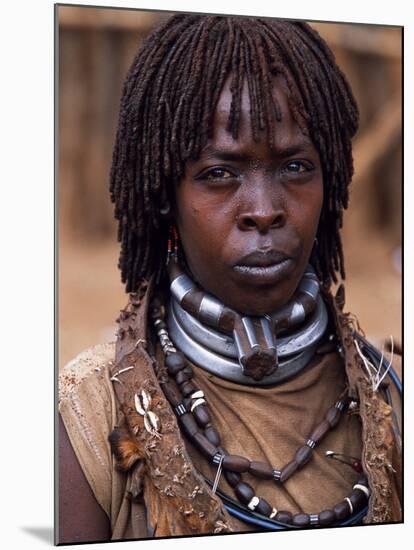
top-left (109, 14), bottom-right (359, 293)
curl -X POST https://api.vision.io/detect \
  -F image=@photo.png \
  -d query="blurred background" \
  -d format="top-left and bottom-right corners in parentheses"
top-left (57, 5), bottom-right (402, 368)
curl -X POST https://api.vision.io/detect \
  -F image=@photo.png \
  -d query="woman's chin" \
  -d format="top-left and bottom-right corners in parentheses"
top-left (192, 271), bottom-right (299, 316)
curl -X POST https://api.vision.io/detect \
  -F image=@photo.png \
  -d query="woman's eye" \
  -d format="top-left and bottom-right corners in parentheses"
top-left (202, 167), bottom-right (235, 181)
top-left (284, 161), bottom-right (310, 173)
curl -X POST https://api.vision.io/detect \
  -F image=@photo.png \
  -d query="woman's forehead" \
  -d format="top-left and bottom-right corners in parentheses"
top-left (215, 72), bottom-right (288, 110)
top-left (210, 75), bottom-right (313, 154)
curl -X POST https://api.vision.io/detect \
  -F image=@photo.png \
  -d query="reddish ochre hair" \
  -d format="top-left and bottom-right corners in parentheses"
top-left (110, 14), bottom-right (359, 293)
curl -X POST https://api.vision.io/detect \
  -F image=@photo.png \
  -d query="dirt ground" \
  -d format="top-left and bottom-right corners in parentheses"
top-left (58, 232), bottom-right (401, 369)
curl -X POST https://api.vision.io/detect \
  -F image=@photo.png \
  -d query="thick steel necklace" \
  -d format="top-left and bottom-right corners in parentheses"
top-left (166, 261), bottom-right (328, 386)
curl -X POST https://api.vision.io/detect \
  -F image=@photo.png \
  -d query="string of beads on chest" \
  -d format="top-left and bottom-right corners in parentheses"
top-left (149, 297), bottom-right (370, 528)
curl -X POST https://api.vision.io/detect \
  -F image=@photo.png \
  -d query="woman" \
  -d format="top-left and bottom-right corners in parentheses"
top-left (58, 13), bottom-right (402, 543)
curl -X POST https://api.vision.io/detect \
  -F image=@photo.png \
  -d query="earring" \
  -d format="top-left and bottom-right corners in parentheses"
top-left (160, 201), bottom-right (171, 216)
top-left (167, 225), bottom-right (179, 265)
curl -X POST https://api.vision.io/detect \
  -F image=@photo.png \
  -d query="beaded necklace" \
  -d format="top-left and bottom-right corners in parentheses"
top-left (149, 298), bottom-right (371, 529)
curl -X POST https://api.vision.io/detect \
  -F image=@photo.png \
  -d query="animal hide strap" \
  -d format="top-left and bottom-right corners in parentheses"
top-left (108, 276), bottom-right (236, 537)
top-left (324, 284), bottom-right (401, 523)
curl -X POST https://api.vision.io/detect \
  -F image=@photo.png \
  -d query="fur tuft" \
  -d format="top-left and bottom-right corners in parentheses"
top-left (108, 426), bottom-right (144, 472)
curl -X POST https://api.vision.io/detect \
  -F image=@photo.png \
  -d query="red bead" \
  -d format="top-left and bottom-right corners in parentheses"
top-left (353, 461), bottom-right (362, 473)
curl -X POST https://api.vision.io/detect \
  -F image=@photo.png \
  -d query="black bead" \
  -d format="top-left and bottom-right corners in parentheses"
top-left (205, 426), bottom-right (221, 446)
top-left (193, 432), bottom-right (218, 459)
top-left (179, 413), bottom-right (199, 437)
top-left (295, 445), bottom-right (313, 468)
top-left (234, 481), bottom-right (255, 504)
top-left (350, 489), bottom-right (367, 511)
top-left (249, 461), bottom-right (274, 479)
top-left (193, 404), bottom-right (211, 427)
top-left (160, 381), bottom-right (181, 406)
top-left (223, 455), bottom-right (250, 473)
top-left (334, 500), bottom-right (351, 520)
top-left (183, 397), bottom-right (192, 411)
top-left (180, 381), bottom-right (198, 396)
top-left (357, 475), bottom-right (368, 486)
top-left (292, 513), bottom-right (310, 527)
top-left (165, 351), bottom-right (186, 375)
top-left (224, 470), bottom-right (241, 488)
top-left (319, 509), bottom-right (336, 526)
top-left (175, 366), bottom-right (194, 385)
top-left (275, 511), bottom-right (293, 525)
top-left (255, 498), bottom-right (272, 517)
top-left (280, 460), bottom-right (298, 483)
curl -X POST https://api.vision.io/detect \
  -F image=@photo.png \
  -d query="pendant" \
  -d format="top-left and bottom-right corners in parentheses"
top-left (232, 316), bottom-right (277, 380)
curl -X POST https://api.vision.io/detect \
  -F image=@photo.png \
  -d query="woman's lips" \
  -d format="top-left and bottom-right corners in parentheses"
top-left (232, 258), bottom-right (295, 285)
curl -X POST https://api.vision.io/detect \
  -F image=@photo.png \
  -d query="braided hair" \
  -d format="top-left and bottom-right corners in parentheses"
top-left (109, 14), bottom-right (359, 293)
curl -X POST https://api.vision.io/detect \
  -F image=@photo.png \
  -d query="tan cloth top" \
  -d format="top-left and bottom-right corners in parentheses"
top-left (59, 340), bottom-right (365, 539)
top-left (186, 350), bottom-right (362, 524)
top-left (59, 342), bottom-right (148, 540)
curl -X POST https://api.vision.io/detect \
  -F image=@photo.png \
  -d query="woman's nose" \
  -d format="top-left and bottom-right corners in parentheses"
top-left (236, 191), bottom-right (287, 233)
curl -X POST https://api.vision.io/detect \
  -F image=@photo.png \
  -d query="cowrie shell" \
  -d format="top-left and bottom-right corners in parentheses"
top-left (144, 410), bottom-right (160, 433)
top-left (134, 393), bottom-right (145, 416)
top-left (135, 389), bottom-right (152, 415)
top-left (141, 389), bottom-right (151, 411)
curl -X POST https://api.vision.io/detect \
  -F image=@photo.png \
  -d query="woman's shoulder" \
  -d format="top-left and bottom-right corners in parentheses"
top-left (59, 341), bottom-right (116, 404)
top-left (58, 341), bottom-right (118, 519)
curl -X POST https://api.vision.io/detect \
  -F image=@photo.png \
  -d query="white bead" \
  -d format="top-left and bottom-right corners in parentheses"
top-left (247, 496), bottom-right (260, 510)
top-left (270, 508), bottom-right (277, 519)
top-left (353, 483), bottom-right (370, 499)
top-left (344, 497), bottom-right (353, 514)
top-left (191, 390), bottom-right (205, 399)
top-left (190, 398), bottom-right (206, 412)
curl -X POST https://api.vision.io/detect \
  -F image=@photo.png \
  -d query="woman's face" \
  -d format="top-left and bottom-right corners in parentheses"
top-left (173, 76), bottom-right (323, 316)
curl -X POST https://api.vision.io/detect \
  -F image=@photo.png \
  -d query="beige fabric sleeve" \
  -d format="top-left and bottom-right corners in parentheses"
top-left (59, 342), bottom-right (117, 519)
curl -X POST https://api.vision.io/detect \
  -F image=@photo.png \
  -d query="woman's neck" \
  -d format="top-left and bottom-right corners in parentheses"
top-left (164, 260), bottom-right (328, 385)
